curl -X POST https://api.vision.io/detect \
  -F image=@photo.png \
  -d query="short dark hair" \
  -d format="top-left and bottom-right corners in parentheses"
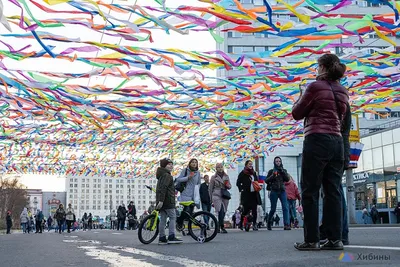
top-left (245, 160), bottom-right (252, 167)
top-left (318, 54), bottom-right (346, 81)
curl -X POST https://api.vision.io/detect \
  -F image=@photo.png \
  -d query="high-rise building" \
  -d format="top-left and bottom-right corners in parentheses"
top-left (219, 1), bottom-right (397, 219)
top-left (65, 176), bottom-right (157, 219)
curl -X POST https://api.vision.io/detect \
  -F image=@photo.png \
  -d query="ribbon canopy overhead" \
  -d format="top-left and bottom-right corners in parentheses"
top-left (0, 0), bottom-right (399, 177)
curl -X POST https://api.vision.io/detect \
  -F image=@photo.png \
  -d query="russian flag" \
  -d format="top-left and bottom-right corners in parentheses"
top-left (348, 142), bottom-right (364, 168)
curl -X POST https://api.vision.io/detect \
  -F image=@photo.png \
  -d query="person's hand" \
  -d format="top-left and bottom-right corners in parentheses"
top-left (189, 172), bottom-right (195, 178)
top-left (155, 202), bottom-right (163, 210)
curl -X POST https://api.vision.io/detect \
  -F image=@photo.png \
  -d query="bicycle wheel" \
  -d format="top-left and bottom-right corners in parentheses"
top-left (138, 214), bottom-right (159, 244)
top-left (188, 211), bottom-right (218, 243)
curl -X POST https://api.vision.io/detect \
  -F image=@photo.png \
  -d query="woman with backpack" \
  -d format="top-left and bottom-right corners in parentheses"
top-left (175, 158), bottom-right (201, 230)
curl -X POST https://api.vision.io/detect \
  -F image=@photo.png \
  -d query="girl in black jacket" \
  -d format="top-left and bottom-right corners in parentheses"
top-left (236, 160), bottom-right (261, 231)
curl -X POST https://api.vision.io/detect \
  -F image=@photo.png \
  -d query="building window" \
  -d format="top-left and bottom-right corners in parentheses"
top-left (70, 184), bottom-right (73, 188)
top-left (74, 184), bottom-right (78, 187)
top-left (70, 189), bottom-right (73, 193)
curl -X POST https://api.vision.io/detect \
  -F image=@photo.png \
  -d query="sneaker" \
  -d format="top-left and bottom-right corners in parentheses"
top-left (168, 235), bottom-right (183, 244)
top-left (342, 239), bottom-right (350, 246)
top-left (158, 236), bottom-right (168, 245)
top-left (267, 221), bottom-right (272, 231)
top-left (284, 225), bottom-right (291, 230)
top-left (220, 227), bottom-right (228, 234)
top-left (253, 225), bottom-right (258, 231)
top-left (294, 242), bottom-right (320, 251)
top-left (321, 240), bottom-right (343, 250)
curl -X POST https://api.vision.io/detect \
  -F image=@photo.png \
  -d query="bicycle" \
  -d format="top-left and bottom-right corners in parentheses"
top-left (138, 185), bottom-right (219, 244)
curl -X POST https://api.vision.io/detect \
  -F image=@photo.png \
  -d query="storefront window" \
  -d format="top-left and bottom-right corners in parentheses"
top-left (376, 181), bottom-right (386, 208)
top-left (371, 133), bottom-right (382, 148)
top-left (363, 150), bottom-right (373, 171)
top-left (373, 147), bottom-right (383, 169)
top-left (386, 180), bottom-right (397, 209)
top-left (383, 145), bottom-right (394, 167)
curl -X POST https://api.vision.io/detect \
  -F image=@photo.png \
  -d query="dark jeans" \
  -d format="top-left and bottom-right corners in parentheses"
top-left (268, 190), bottom-right (290, 226)
top-left (6, 224), bottom-right (11, 234)
top-left (66, 220), bottom-right (73, 233)
top-left (118, 219), bottom-right (125, 230)
top-left (57, 219), bottom-right (64, 233)
top-left (35, 221), bottom-right (43, 233)
top-left (301, 134), bottom-right (343, 243)
top-left (218, 206), bottom-right (226, 228)
top-left (201, 202), bottom-right (211, 225)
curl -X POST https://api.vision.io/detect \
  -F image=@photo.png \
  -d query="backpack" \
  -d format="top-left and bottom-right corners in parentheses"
top-left (174, 169), bottom-right (188, 193)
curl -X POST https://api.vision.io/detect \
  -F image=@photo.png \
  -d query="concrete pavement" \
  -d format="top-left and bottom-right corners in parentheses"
top-left (1, 227), bottom-right (399, 267)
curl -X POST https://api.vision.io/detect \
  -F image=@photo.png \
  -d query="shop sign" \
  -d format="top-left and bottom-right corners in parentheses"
top-left (342, 172), bottom-right (369, 184)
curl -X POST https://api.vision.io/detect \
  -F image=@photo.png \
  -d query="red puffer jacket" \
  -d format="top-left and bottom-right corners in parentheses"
top-left (292, 79), bottom-right (349, 136)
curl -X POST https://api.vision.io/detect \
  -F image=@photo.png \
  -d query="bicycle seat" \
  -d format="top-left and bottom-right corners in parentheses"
top-left (179, 201), bottom-right (194, 207)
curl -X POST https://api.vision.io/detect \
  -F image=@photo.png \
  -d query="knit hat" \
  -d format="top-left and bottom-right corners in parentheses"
top-left (160, 158), bottom-right (173, 168)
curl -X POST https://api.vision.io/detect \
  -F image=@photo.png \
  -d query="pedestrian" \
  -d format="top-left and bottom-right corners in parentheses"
top-left (293, 54), bottom-right (348, 251)
top-left (88, 213), bottom-right (93, 230)
top-left (20, 207), bottom-right (29, 234)
top-left (55, 204), bottom-right (66, 234)
top-left (274, 214), bottom-right (280, 226)
top-left (257, 205), bottom-right (263, 228)
top-left (66, 203), bottom-right (75, 233)
top-left (236, 160), bottom-right (262, 231)
top-left (82, 213), bottom-right (88, 231)
top-left (200, 175), bottom-right (212, 227)
top-left (232, 213), bottom-right (236, 228)
top-left (394, 203), bottom-right (400, 224)
top-left (27, 209), bottom-right (33, 233)
top-left (175, 158), bottom-right (201, 230)
top-left (47, 215), bottom-right (53, 232)
top-left (156, 158), bottom-right (182, 245)
top-left (117, 206), bottom-right (126, 230)
top-left (362, 207), bottom-right (369, 224)
top-left (370, 205), bottom-right (379, 224)
top-left (128, 201), bottom-right (137, 220)
top-left (35, 209), bottom-right (44, 233)
top-left (110, 210), bottom-right (117, 230)
top-left (266, 157), bottom-right (291, 231)
top-left (285, 175), bottom-right (301, 228)
top-left (209, 163), bottom-right (231, 234)
top-left (6, 211), bottom-right (12, 234)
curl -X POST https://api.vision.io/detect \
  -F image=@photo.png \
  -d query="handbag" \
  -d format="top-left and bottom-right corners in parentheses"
top-left (174, 169), bottom-right (188, 193)
top-left (221, 188), bottom-right (231, 200)
top-left (252, 181), bottom-right (262, 192)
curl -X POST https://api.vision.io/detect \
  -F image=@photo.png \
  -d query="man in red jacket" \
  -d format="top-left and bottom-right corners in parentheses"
top-left (285, 176), bottom-right (301, 228)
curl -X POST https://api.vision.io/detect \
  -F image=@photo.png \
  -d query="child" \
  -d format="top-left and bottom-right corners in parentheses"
top-left (156, 158), bottom-right (183, 245)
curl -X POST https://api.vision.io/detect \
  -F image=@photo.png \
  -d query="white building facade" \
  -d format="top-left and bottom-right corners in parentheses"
top-left (65, 176), bottom-right (157, 219)
top-left (26, 189), bottom-right (43, 215)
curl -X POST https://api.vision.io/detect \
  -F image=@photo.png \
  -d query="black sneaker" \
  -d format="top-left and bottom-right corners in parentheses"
top-left (294, 242), bottom-right (320, 251)
top-left (321, 240), bottom-right (344, 250)
top-left (168, 235), bottom-right (183, 244)
top-left (253, 225), bottom-right (258, 231)
top-left (158, 236), bottom-right (168, 245)
top-left (284, 225), bottom-right (291, 230)
top-left (267, 222), bottom-right (272, 231)
top-left (342, 239), bottom-right (350, 246)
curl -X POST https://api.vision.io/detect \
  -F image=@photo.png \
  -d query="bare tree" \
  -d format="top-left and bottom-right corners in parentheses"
top-left (0, 176), bottom-right (28, 229)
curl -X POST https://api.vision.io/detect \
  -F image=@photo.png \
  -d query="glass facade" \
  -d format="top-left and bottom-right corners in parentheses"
top-left (350, 127), bottom-right (400, 223)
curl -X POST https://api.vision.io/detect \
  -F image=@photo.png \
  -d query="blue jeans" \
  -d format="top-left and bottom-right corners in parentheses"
top-left (339, 184), bottom-right (349, 241)
top-left (268, 190), bottom-right (290, 226)
top-left (22, 223), bottom-right (27, 233)
top-left (288, 199), bottom-right (297, 223)
top-left (201, 203), bottom-right (211, 225)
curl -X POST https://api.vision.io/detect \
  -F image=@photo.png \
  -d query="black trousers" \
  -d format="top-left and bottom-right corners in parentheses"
top-left (35, 221), bottom-right (43, 233)
top-left (177, 205), bottom-right (194, 226)
top-left (301, 134), bottom-right (343, 243)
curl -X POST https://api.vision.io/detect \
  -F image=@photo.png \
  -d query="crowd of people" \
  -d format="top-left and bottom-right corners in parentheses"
top-left (4, 54), bottom-right (400, 253)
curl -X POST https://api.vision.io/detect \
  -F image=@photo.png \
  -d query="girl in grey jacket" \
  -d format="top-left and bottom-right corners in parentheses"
top-left (175, 159), bottom-right (201, 229)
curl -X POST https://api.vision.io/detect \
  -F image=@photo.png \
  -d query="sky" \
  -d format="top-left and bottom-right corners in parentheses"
top-left (2, 0), bottom-right (217, 191)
